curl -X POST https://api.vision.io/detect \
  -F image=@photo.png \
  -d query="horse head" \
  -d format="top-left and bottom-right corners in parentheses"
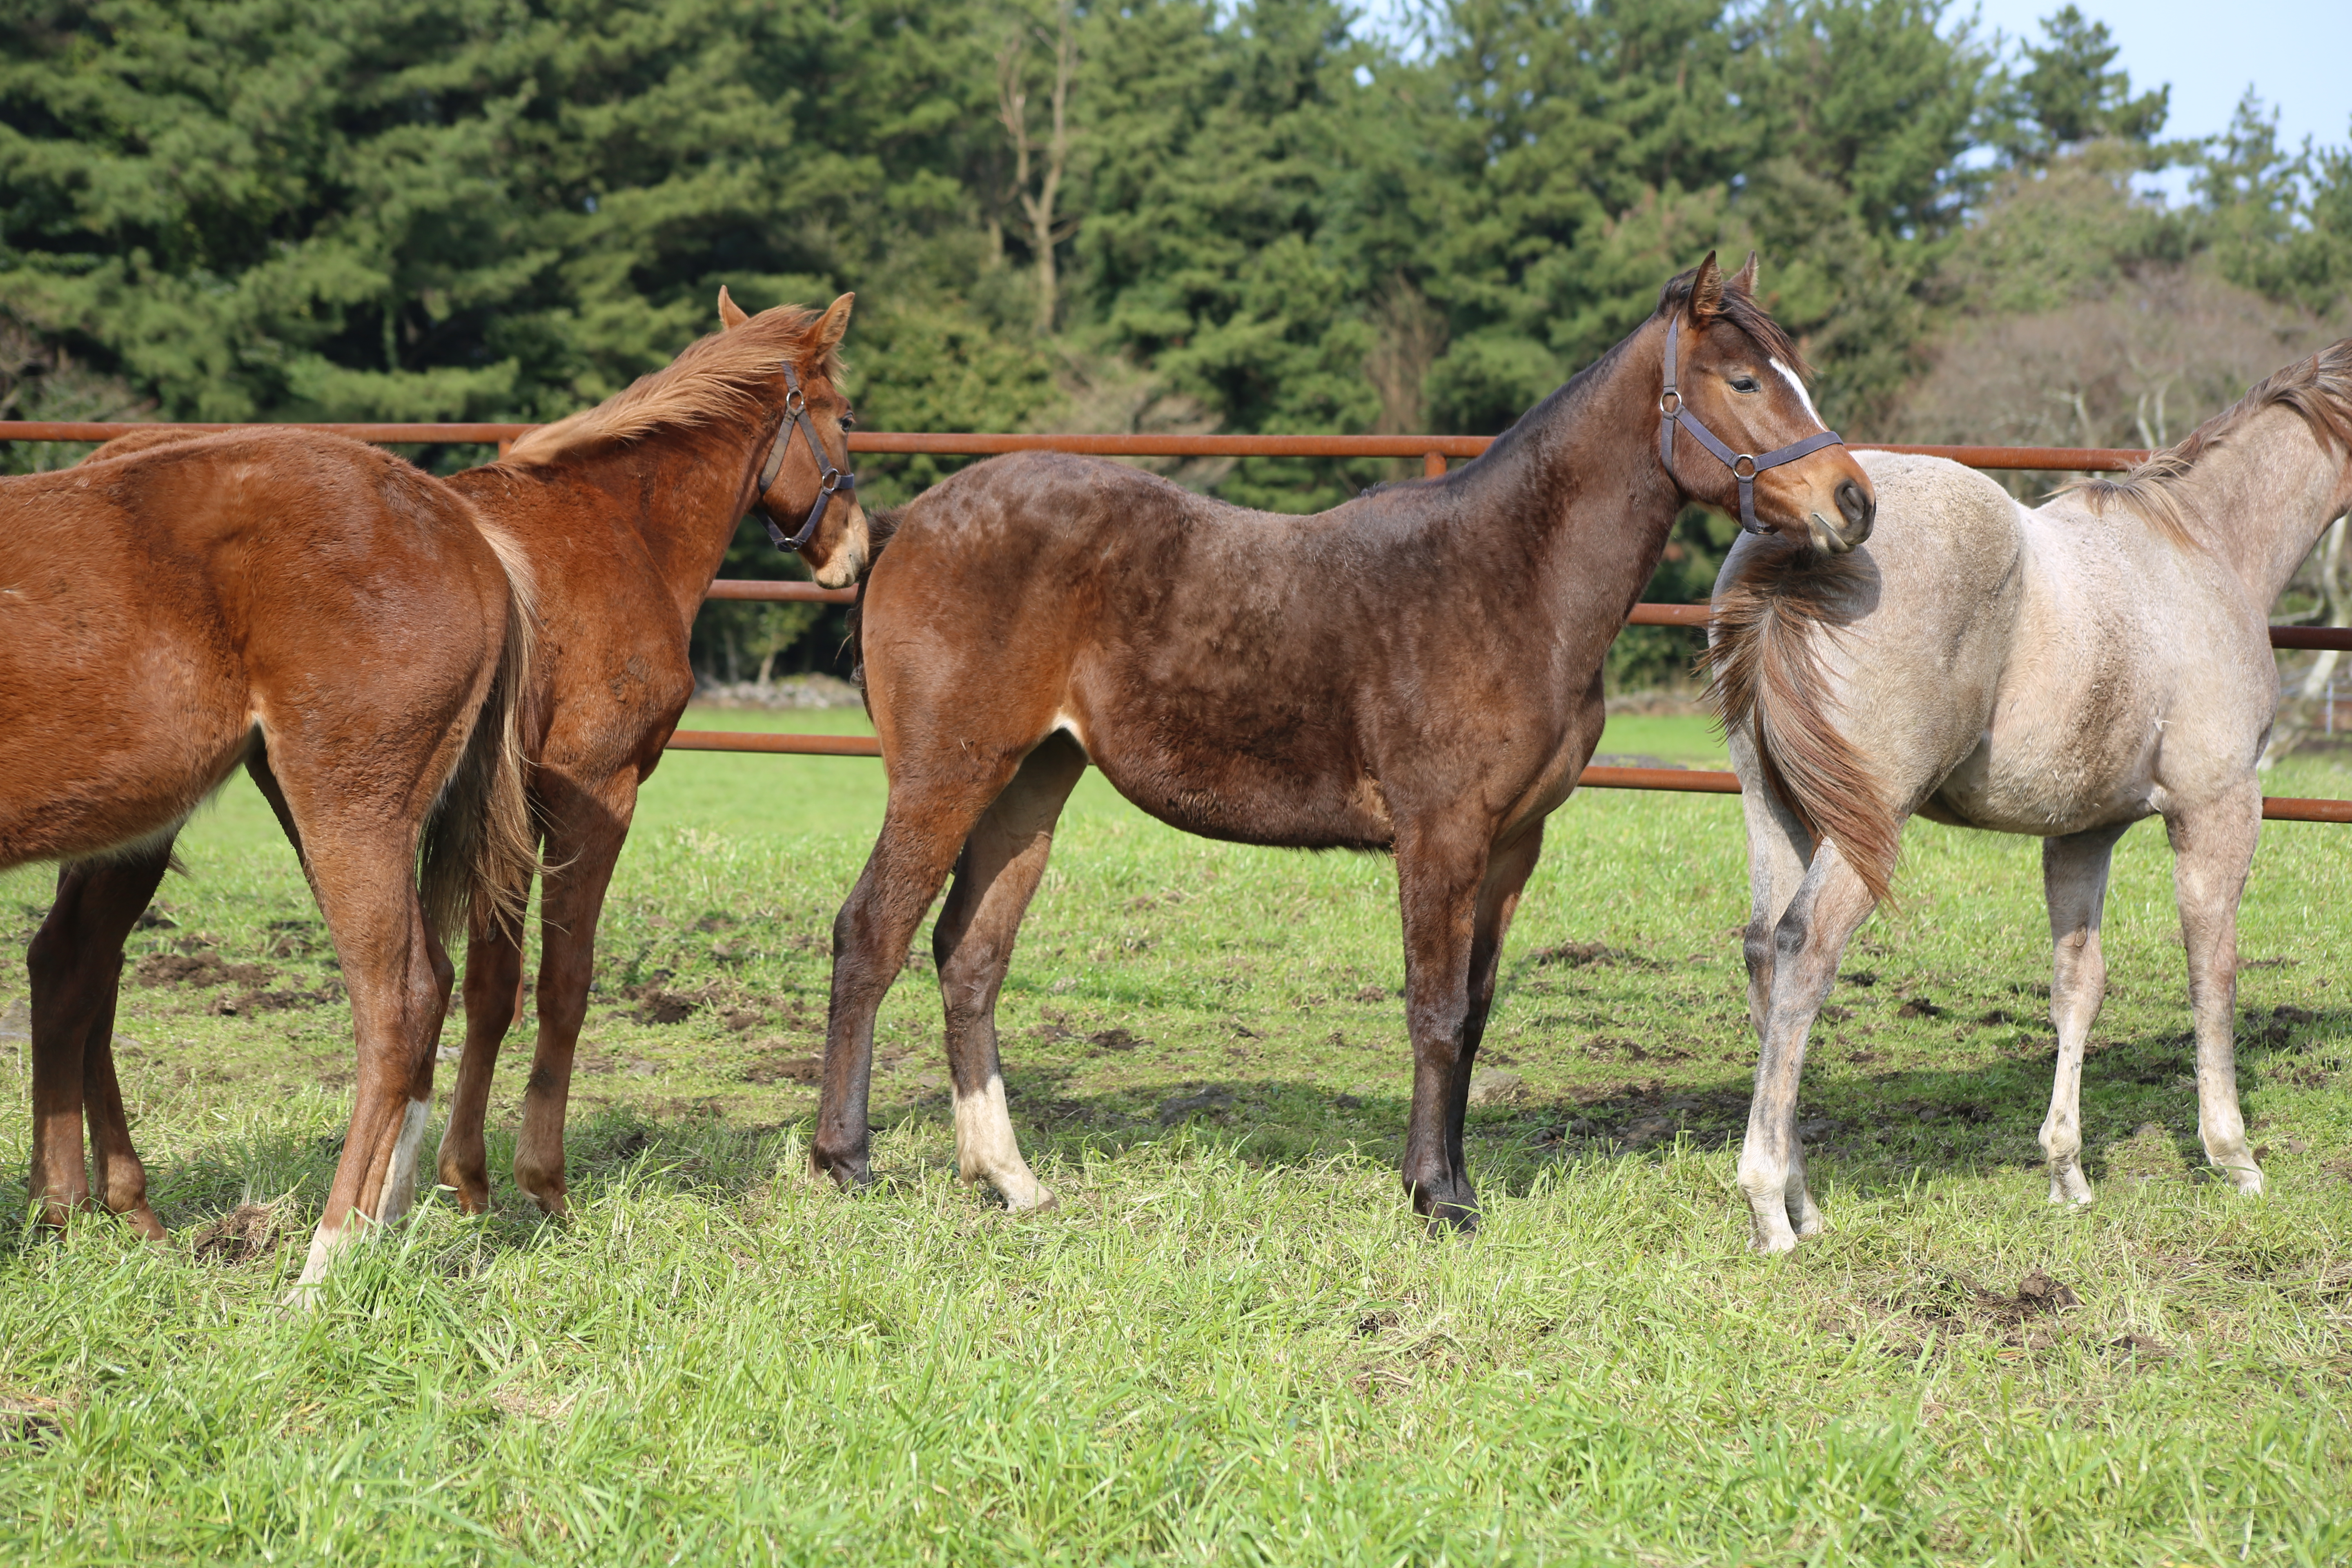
top-left (718, 286), bottom-right (871, 587)
top-left (1657, 252), bottom-right (1874, 555)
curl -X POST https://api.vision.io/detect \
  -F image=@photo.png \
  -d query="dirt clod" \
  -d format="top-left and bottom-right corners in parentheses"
top-left (634, 989), bottom-right (702, 1025)
top-left (192, 1202), bottom-right (286, 1264)
top-left (1089, 1027), bottom-right (1144, 1053)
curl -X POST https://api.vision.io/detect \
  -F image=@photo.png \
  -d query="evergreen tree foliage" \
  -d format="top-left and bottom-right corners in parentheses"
top-left (2, 0), bottom-right (2345, 681)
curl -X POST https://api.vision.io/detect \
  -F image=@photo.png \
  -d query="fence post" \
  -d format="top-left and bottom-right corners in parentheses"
top-left (1423, 451), bottom-right (1446, 478)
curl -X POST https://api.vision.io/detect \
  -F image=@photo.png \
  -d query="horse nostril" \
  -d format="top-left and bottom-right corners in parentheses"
top-left (1835, 477), bottom-right (1871, 530)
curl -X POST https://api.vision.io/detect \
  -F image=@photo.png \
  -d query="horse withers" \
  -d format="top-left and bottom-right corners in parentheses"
top-left (1712, 341), bottom-right (2352, 1252)
top-left (817, 252), bottom-right (1873, 1227)
top-left (3, 429), bottom-right (537, 1290)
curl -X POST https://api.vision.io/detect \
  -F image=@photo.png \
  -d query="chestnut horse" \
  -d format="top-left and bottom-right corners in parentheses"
top-left (3, 429), bottom-right (536, 1289)
top-left (1711, 341), bottom-right (2352, 1251)
top-left (429, 290), bottom-right (867, 1214)
top-left (815, 254), bottom-right (1874, 1226)
top-left (47, 292), bottom-right (868, 1221)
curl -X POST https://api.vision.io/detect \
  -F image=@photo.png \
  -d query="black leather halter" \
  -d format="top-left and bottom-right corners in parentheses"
top-left (752, 362), bottom-right (857, 553)
top-left (1658, 314), bottom-right (1845, 535)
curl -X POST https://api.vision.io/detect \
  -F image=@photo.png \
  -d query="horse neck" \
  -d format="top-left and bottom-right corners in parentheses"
top-left (2170, 406), bottom-right (2352, 608)
top-left (558, 416), bottom-right (776, 623)
top-left (1446, 321), bottom-right (1682, 597)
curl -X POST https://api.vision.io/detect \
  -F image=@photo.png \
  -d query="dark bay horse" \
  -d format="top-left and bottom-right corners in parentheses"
top-left (816, 254), bottom-right (1874, 1226)
top-left (3, 430), bottom-right (536, 1290)
top-left (1711, 342), bottom-right (2352, 1251)
top-left (44, 292), bottom-right (864, 1227)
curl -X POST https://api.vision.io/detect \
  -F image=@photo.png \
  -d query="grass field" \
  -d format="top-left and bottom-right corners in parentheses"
top-left (2, 710), bottom-right (2349, 1565)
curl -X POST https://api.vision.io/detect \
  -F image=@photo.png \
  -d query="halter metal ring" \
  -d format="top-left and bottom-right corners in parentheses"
top-left (783, 387), bottom-right (806, 418)
top-left (1658, 390), bottom-right (1681, 416)
top-left (1730, 454), bottom-right (1757, 479)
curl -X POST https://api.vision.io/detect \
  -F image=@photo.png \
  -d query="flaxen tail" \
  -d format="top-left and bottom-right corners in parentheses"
top-left (418, 524), bottom-right (541, 942)
top-left (1702, 545), bottom-right (1900, 903)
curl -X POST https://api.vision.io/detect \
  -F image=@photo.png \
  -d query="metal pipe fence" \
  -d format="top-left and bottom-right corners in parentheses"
top-left (7, 420), bottom-right (2348, 822)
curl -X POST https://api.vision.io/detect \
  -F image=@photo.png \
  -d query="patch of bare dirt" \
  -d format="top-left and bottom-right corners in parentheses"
top-left (136, 951), bottom-right (276, 990)
top-left (0, 1390), bottom-right (66, 1449)
top-left (746, 1052), bottom-right (824, 1085)
top-left (191, 1201), bottom-right (288, 1264)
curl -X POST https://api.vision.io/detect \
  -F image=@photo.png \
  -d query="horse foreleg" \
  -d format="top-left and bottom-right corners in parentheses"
top-left (27, 848), bottom-right (172, 1236)
top-left (511, 770), bottom-right (637, 1216)
top-left (817, 774), bottom-right (1011, 1191)
top-left (2039, 822), bottom-right (2130, 1206)
top-left (372, 921), bottom-right (454, 1227)
top-left (2165, 782), bottom-right (2265, 1195)
top-left (1737, 839), bottom-right (1877, 1253)
top-left (437, 918), bottom-right (528, 1213)
top-left (1448, 824), bottom-right (1546, 1198)
top-left (933, 735), bottom-right (1085, 1213)
top-left (1394, 821), bottom-right (1498, 1231)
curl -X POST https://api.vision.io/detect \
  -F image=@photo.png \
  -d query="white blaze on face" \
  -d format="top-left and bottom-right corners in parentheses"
top-left (1770, 358), bottom-right (1826, 432)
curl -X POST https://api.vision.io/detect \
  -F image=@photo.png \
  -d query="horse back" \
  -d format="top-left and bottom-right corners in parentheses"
top-left (0, 430), bottom-right (511, 867)
top-left (858, 452), bottom-right (1585, 850)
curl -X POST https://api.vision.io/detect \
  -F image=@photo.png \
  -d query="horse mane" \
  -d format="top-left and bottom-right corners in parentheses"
top-left (2064, 338), bottom-right (2352, 545)
top-left (1702, 540), bottom-right (1900, 903)
top-left (505, 303), bottom-right (841, 467)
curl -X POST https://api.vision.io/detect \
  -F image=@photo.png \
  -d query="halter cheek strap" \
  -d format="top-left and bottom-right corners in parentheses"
top-left (751, 363), bottom-right (858, 554)
top-left (1659, 315), bottom-right (1845, 535)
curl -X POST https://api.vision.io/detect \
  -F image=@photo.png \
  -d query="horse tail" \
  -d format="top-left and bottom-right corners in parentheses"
top-left (1702, 546), bottom-right (1899, 904)
top-left (419, 522), bottom-right (541, 942)
top-left (842, 505), bottom-right (902, 699)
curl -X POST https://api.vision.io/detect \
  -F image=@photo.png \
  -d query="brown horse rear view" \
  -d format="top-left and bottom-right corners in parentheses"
top-left (3, 429), bottom-right (535, 1291)
top-left (816, 254), bottom-right (1875, 1225)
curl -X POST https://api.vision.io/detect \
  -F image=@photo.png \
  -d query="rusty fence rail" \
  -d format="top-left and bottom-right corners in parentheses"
top-left (7, 420), bottom-right (2348, 822)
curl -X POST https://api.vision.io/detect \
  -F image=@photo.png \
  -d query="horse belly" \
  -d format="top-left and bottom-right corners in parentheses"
top-left (1085, 730), bottom-right (1394, 851)
top-left (1929, 731), bottom-right (2156, 837)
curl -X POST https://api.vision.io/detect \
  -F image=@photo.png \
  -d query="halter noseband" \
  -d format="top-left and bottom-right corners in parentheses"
top-left (752, 362), bottom-right (857, 554)
top-left (1658, 314), bottom-right (1845, 535)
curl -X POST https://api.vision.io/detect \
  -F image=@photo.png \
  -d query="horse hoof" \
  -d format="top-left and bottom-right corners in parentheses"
top-left (815, 1154), bottom-right (875, 1193)
top-left (1418, 1199), bottom-right (1479, 1235)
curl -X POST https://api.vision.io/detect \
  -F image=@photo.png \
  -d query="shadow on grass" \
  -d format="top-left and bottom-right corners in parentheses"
top-left (5, 1002), bottom-right (2335, 1248)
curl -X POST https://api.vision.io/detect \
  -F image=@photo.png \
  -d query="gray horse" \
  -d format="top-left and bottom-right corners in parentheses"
top-left (1710, 342), bottom-right (2352, 1252)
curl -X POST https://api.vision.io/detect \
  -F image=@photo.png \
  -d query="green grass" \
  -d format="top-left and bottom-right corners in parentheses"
top-left (2, 711), bottom-right (2348, 1564)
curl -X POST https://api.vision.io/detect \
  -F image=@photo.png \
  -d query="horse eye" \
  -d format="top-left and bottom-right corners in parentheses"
top-left (839, 413), bottom-right (857, 430)
top-left (1730, 376), bottom-right (1760, 394)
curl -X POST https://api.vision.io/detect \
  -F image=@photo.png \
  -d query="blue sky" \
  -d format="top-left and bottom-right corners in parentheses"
top-left (1358, 0), bottom-right (2350, 180)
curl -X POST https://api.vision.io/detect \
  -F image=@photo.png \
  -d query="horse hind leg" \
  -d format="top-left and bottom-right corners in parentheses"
top-left (2166, 782), bottom-right (2265, 1195)
top-left (931, 734), bottom-right (1087, 1213)
top-left (816, 753), bottom-right (1031, 1191)
top-left (281, 821), bottom-right (448, 1300)
top-left (2038, 822), bottom-right (2130, 1206)
top-left (27, 846), bottom-right (174, 1237)
top-left (1733, 724), bottom-right (1813, 1042)
top-left (1737, 839), bottom-right (1878, 1252)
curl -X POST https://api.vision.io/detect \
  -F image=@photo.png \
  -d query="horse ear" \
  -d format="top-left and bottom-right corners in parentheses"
top-left (1690, 252), bottom-right (1724, 323)
top-left (717, 285), bottom-right (750, 330)
top-left (811, 292), bottom-right (856, 355)
top-left (1730, 251), bottom-right (1760, 298)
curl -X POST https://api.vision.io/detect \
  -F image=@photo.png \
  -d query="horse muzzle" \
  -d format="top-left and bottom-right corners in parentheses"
top-left (1806, 477), bottom-right (1874, 555)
